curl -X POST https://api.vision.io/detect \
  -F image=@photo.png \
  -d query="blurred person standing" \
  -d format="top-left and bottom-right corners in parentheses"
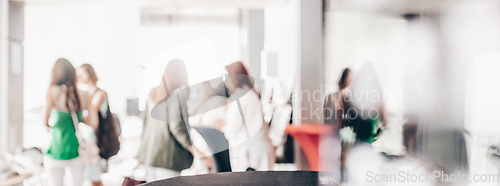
top-left (136, 59), bottom-right (212, 182)
top-left (214, 62), bottom-right (275, 171)
top-left (43, 58), bottom-right (98, 186)
top-left (342, 63), bottom-right (389, 185)
top-left (76, 64), bottom-right (120, 186)
top-left (322, 68), bottom-right (352, 184)
top-left (323, 68), bottom-right (352, 127)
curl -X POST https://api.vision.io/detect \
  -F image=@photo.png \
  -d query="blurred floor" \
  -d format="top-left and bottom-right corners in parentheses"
top-left (23, 115), bottom-right (297, 185)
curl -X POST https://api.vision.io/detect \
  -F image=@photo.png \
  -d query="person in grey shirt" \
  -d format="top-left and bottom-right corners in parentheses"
top-left (136, 59), bottom-right (212, 182)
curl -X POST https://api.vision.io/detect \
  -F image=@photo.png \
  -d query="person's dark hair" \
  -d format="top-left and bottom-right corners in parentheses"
top-left (338, 68), bottom-right (351, 90)
top-left (50, 58), bottom-right (81, 110)
top-left (225, 62), bottom-right (258, 95)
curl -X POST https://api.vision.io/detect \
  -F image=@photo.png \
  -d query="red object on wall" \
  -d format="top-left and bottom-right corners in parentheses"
top-left (285, 124), bottom-right (332, 171)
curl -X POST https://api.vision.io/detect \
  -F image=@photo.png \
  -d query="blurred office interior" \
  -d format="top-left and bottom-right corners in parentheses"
top-left (2, 0), bottom-right (500, 185)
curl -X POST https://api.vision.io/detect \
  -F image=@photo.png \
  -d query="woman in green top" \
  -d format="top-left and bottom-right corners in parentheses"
top-left (136, 59), bottom-right (212, 182)
top-left (43, 58), bottom-right (98, 186)
top-left (341, 63), bottom-right (387, 184)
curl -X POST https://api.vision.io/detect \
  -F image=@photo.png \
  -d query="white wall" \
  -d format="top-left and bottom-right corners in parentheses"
top-left (25, 4), bottom-right (242, 113)
top-left (241, 9), bottom-right (264, 87)
top-left (136, 25), bottom-right (241, 110)
top-left (23, 5), bottom-right (241, 148)
top-left (137, 25), bottom-right (241, 83)
top-left (264, 0), bottom-right (299, 95)
top-left (25, 5), bottom-right (140, 114)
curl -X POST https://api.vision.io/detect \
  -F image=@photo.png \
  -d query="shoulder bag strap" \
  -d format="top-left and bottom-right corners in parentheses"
top-left (56, 85), bottom-right (62, 110)
top-left (62, 85), bottom-right (85, 144)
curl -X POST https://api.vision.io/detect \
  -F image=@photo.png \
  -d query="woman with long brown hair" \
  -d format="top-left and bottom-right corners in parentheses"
top-left (136, 59), bottom-right (212, 182)
top-left (43, 58), bottom-right (98, 186)
top-left (214, 62), bottom-right (274, 171)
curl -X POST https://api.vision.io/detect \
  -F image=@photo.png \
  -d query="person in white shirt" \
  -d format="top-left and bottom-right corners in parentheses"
top-left (214, 62), bottom-right (275, 172)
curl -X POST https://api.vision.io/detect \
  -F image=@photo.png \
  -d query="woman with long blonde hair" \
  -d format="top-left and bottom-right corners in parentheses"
top-left (76, 63), bottom-right (115, 186)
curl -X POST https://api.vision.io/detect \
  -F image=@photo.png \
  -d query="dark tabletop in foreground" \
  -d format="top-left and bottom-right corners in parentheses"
top-left (142, 171), bottom-right (319, 186)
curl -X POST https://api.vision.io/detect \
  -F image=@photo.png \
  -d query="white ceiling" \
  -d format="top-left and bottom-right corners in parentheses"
top-left (13, 0), bottom-right (470, 15)
top-left (330, 0), bottom-right (465, 14)
top-left (10, 0), bottom-right (289, 8)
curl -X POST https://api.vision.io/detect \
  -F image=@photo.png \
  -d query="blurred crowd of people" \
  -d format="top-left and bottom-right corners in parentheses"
top-left (41, 56), bottom-right (446, 186)
top-left (42, 58), bottom-right (278, 186)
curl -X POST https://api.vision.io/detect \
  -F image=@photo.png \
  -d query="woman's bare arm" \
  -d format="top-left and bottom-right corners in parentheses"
top-left (83, 91), bottom-right (100, 130)
top-left (91, 90), bottom-right (106, 113)
top-left (43, 86), bottom-right (56, 127)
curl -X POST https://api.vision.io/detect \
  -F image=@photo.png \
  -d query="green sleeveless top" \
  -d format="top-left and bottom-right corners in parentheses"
top-left (46, 86), bottom-right (86, 160)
